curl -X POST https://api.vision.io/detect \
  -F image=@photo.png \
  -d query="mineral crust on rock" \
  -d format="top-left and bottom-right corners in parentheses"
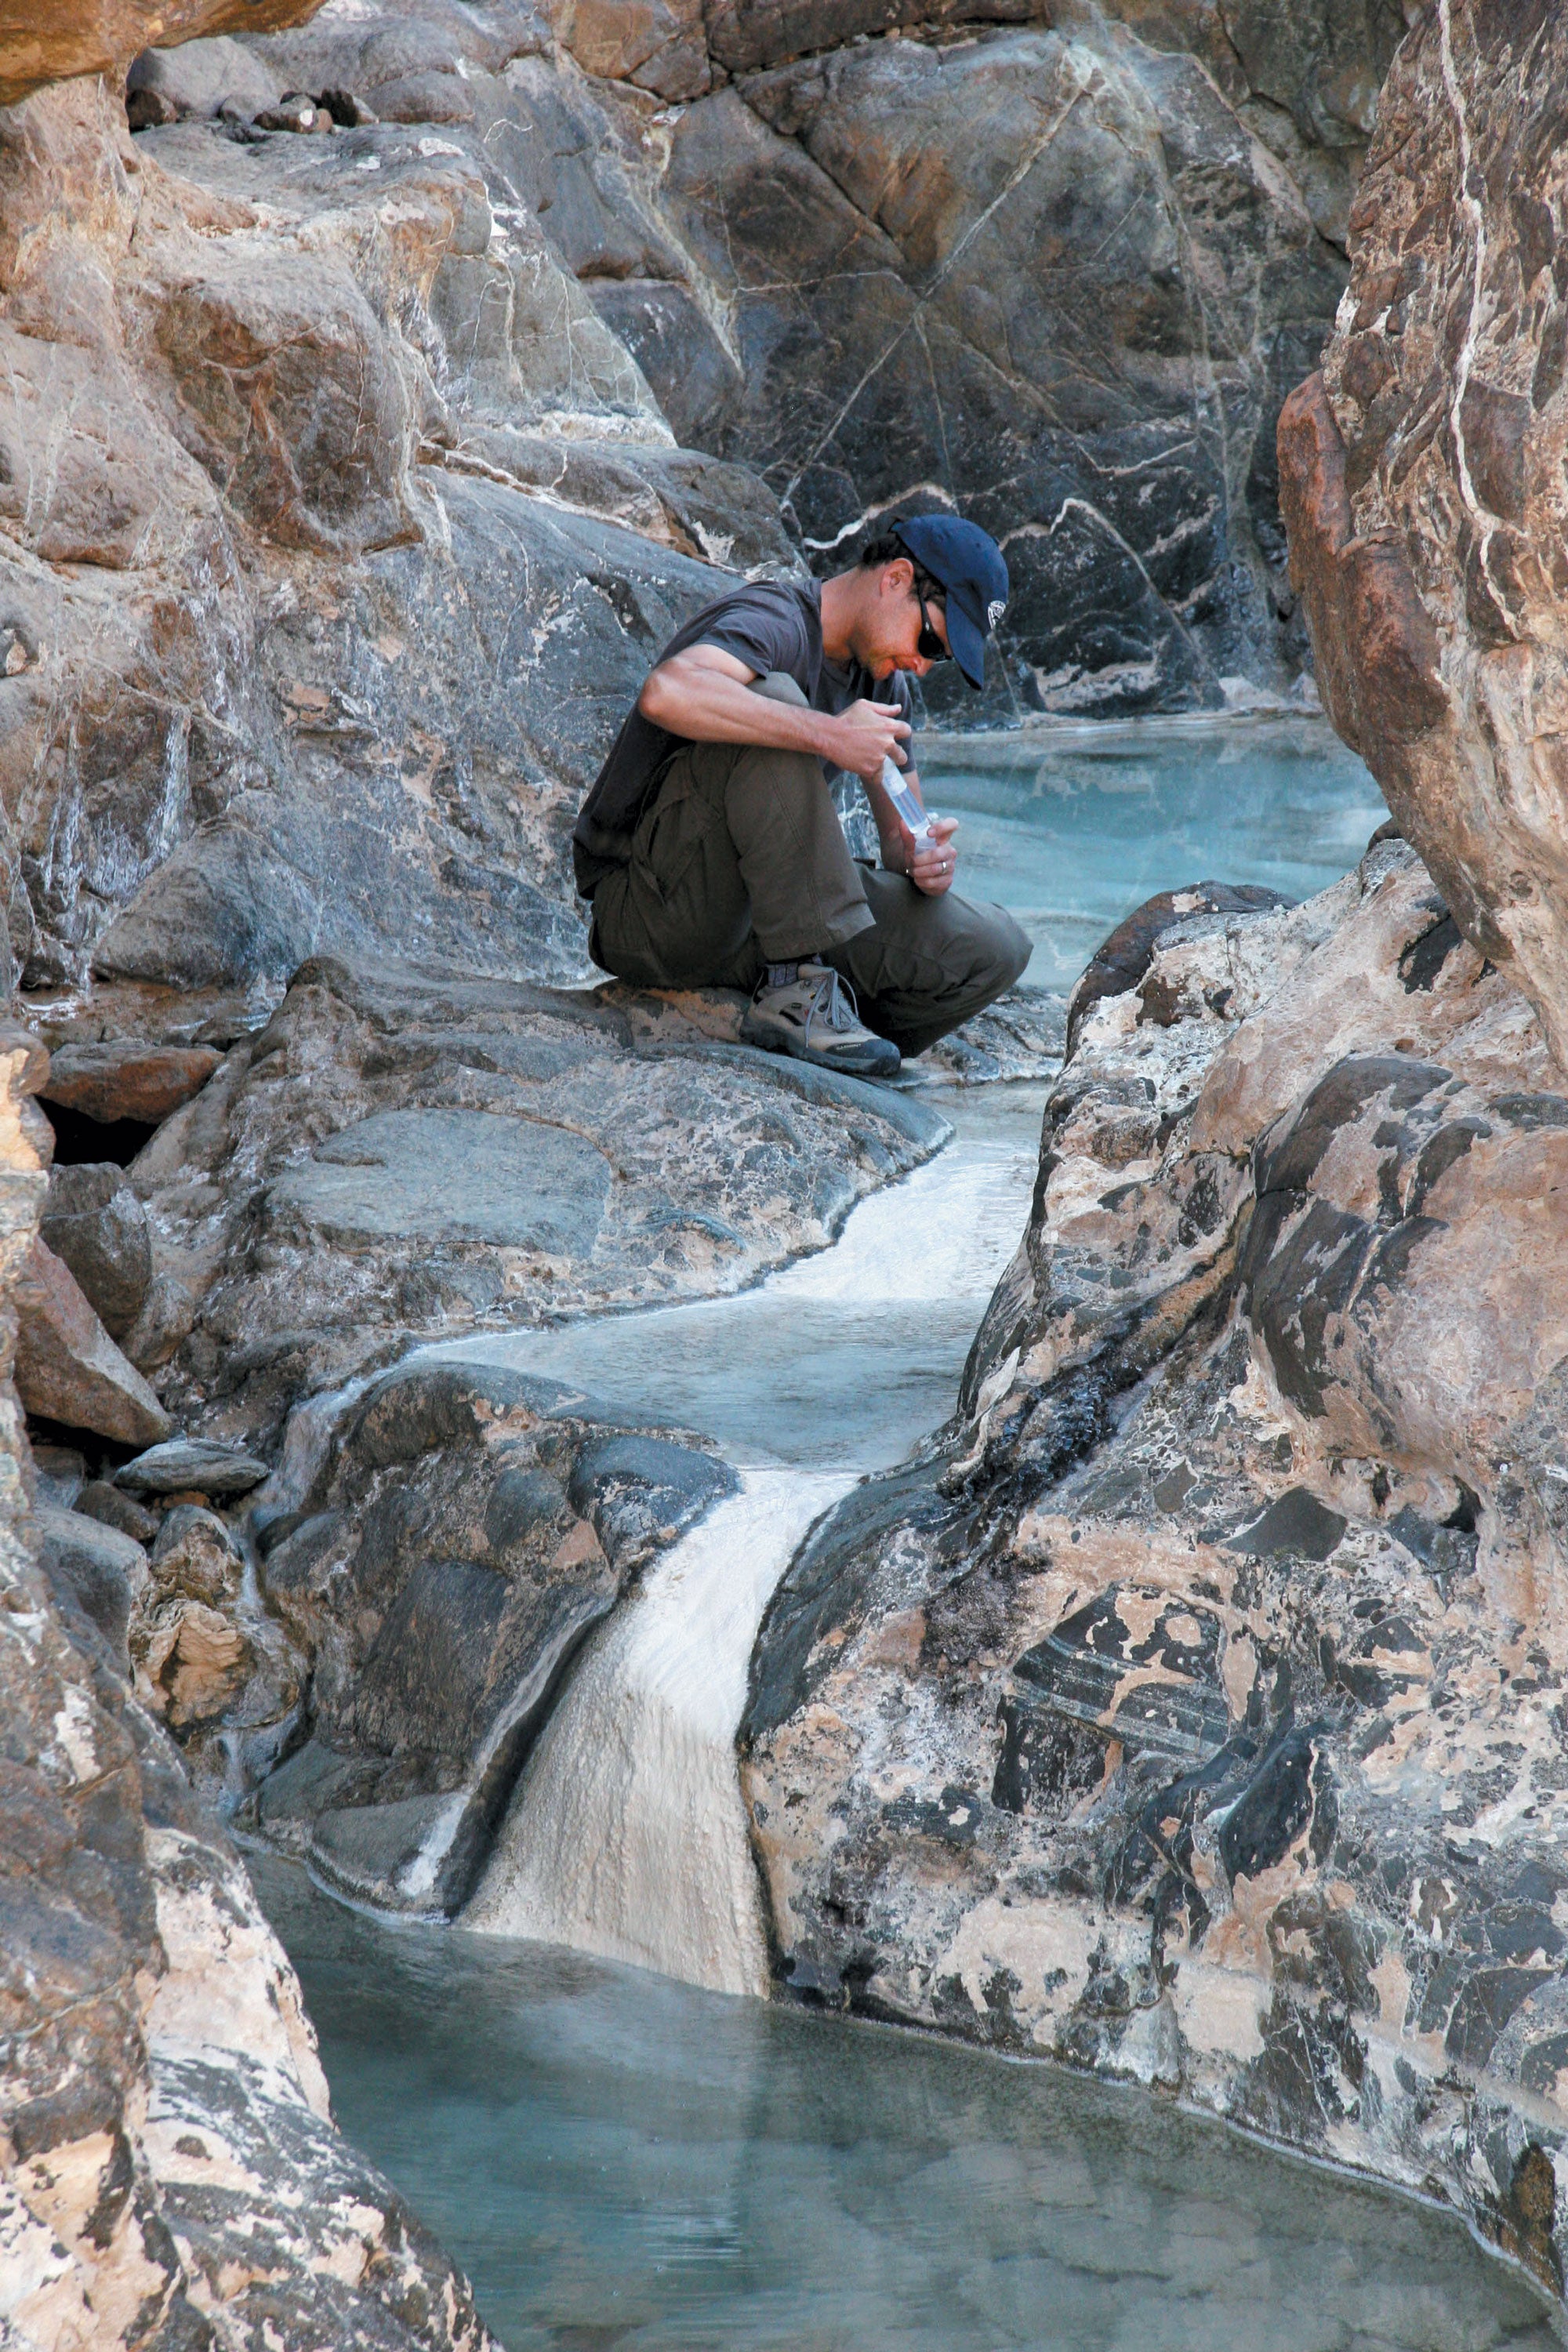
top-left (743, 837), bottom-right (1568, 2296)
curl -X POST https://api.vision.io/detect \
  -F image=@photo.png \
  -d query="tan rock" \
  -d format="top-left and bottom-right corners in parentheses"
top-left (136, 1593), bottom-right (249, 1723)
top-left (13, 1236), bottom-right (173, 1445)
top-left (41, 1038), bottom-right (220, 1126)
top-left (0, 0), bottom-right (327, 111)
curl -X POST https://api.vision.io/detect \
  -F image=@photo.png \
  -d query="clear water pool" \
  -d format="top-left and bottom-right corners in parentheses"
top-left (258, 1857), bottom-right (1556, 2352)
top-left (916, 716), bottom-right (1385, 989)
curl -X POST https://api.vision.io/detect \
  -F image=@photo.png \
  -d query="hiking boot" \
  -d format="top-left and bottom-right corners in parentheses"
top-left (740, 961), bottom-right (900, 1078)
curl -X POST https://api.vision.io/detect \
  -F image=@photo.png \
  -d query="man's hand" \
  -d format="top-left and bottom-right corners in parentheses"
top-left (817, 698), bottom-right (912, 785)
top-left (886, 813), bottom-right (960, 895)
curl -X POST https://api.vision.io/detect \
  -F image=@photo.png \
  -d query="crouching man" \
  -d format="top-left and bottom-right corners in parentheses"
top-left (572, 515), bottom-right (1031, 1079)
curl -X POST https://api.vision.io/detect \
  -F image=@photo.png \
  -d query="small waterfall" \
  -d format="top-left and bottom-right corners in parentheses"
top-left (464, 1468), bottom-right (851, 1996)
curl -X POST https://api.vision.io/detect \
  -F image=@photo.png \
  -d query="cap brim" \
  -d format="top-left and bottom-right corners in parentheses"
top-left (946, 597), bottom-right (986, 690)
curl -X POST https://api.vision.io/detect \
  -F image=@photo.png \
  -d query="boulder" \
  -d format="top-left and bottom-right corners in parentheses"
top-left (0, 0), bottom-right (325, 108)
top-left (75, 1478), bottom-right (160, 1544)
top-left (123, 954), bottom-right (947, 1449)
top-left (41, 1041), bottom-right (221, 1127)
top-left (125, 34), bottom-right (281, 120)
top-left (135, 1593), bottom-right (250, 1726)
top-left (34, 1503), bottom-right (147, 1671)
top-left (115, 1436), bottom-right (270, 1495)
top-left (29, 1441), bottom-right (84, 1507)
top-left (247, 1356), bottom-right (735, 1911)
top-left (13, 1238), bottom-right (173, 1447)
top-left (41, 1161), bottom-right (153, 1338)
top-left (742, 837), bottom-right (1568, 2294)
top-left (567, 1431), bottom-right (736, 1569)
top-left (150, 1503), bottom-right (242, 1602)
top-left (1276, 5), bottom-right (1568, 1067)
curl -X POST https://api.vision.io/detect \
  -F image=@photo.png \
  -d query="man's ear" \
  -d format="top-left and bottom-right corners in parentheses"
top-left (882, 556), bottom-right (915, 599)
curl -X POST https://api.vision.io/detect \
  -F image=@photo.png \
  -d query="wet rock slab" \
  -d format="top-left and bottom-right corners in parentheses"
top-left (742, 838), bottom-right (1568, 2298)
top-left (127, 953), bottom-right (949, 1445)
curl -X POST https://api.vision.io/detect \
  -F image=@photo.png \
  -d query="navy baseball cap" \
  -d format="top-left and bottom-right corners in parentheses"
top-left (892, 514), bottom-right (1008, 689)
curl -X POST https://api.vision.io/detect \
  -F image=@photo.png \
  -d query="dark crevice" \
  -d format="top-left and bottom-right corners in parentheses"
top-left (38, 1100), bottom-right (159, 1170)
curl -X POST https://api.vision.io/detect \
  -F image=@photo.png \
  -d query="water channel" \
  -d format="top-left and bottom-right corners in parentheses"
top-left (256, 718), bottom-right (1558, 2349)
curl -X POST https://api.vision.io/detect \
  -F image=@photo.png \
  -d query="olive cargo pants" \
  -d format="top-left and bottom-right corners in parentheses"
top-left (586, 673), bottom-right (1031, 1058)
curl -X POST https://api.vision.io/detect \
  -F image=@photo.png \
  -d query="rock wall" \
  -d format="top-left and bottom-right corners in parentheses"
top-left (249, 0), bottom-right (1410, 724)
top-left (724, 0), bottom-right (1568, 2310)
top-left (1279, 2), bottom-right (1568, 1069)
top-left (0, 43), bottom-right (792, 1001)
top-left (0, 0), bottom-right (1416, 1021)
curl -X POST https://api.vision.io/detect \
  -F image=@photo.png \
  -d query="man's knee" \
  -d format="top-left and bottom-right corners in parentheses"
top-left (978, 904), bottom-right (1032, 996)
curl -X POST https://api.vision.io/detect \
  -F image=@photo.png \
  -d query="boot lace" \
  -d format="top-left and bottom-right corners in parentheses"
top-left (804, 967), bottom-right (863, 1043)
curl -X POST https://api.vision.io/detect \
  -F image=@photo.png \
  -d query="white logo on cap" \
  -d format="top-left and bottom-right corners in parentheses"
top-left (987, 598), bottom-right (1007, 630)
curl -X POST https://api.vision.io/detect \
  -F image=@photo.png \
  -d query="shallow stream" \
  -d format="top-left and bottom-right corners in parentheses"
top-left (257, 720), bottom-right (1556, 2349)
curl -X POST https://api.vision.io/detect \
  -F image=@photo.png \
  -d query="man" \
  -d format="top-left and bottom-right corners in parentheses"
top-left (573, 514), bottom-right (1031, 1078)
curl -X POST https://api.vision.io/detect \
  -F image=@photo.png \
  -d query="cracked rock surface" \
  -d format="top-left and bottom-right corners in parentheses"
top-left (742, 836), bottom-right (1568, 2299)
top-left (241, 0), bottom-right (1406, 723)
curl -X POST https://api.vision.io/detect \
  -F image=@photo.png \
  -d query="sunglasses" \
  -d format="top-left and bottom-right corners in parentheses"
top-left (916, 594), bottom-right (949, 662)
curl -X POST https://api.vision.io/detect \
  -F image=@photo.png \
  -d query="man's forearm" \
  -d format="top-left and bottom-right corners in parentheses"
top-left (638, 667), bottom-right (833, 757)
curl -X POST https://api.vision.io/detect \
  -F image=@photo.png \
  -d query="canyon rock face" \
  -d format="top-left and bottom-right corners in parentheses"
top-left (0, 2), bottom-right (1412, 1026)
top-left (744, 838), bottom-right (1568, 2299)
top-left (246, 0), bottom-right (1406, 725)
top-left (738, 0), bottom-right (1568, 2302)
top-left (1279, 2), bottom-right (1568, 1069)
top-left (0, 1033), bottom-right (502, 2351)
top-left (0, 58), bottom-right (792, 1004)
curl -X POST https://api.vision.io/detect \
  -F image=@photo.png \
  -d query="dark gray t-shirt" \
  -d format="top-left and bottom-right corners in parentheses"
top-left (572, 577), bottom-right (914, 895)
